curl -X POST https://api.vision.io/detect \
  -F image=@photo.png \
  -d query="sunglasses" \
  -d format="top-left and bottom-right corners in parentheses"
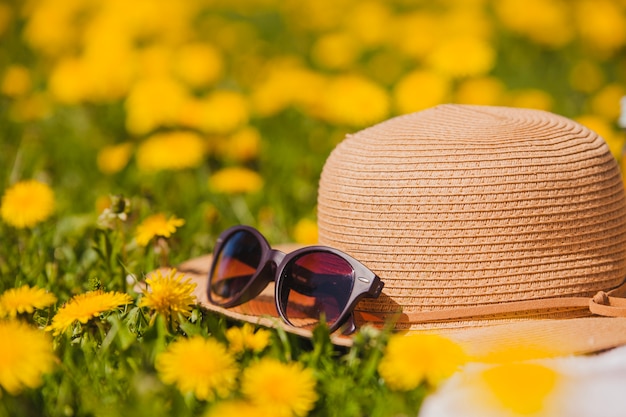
top-left (207, 225), bottom-right (384, 334)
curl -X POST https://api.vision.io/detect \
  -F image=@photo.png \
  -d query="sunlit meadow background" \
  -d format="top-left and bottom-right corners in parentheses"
top-left (1, 0), bottom-right (626, 416)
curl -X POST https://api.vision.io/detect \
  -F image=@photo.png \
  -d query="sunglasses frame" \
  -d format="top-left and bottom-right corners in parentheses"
top-left (207, 225), bottom-right (384, 333)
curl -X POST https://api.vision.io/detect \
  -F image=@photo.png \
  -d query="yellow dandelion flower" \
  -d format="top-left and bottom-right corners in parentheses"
top-left (136, 131), bottom-right (206, 173)
top-left (344, 1), bottom-right (391, 47)
top-left (494, 0), bottom-right (573, 48)
top-left (241, 358), bottom-right (318, 417)
top-left (47, 290), bottom-right (133, 335)
top-left (592, 84), bottom-right (625, 121)
top-left (315, 74), bottom-right (389, 127)
top-left (427, 36), bottom-right (496, 78)
top-left (135, 213), bottom-right (185, 247)
top-left (136, 45), bottom-right (172, 79)
top-left (139, 268), bottom-right (197, 324)
top-left (507, 89), bottom-right (554, 112)
top-left (393, 70), bottom-right (451, 115)
top-left (125, 76), bottom-right (189, 135)
top-left (378, 333), bottom-right (466, 390)
top-left (455, 76), bottom-right (506, 106)
top-left (187, 90), bottom-right (249, 135)
top-left (0, 285), bottom-right (57, 318)
top-left (156, 335), bottom-right (238, 401)
top-left (310, 32), bottom-right (361, 71)
top-left (1, 180), bottom-right (54, 229)
top-left (480, 362), bottom-right (558, 415)
top-left (48, 57), bottom-right (91, 105)
top-left (215, 126), bottom-right (261, 162)
top-left (293, 218), bottom-right (318, 245)
top-left (1, 65), bottom-right (32, 98)
top-left (208, 167), bottom-right (264, 194)
top-left (226, 323), bottom-right (271, 354)
top-left (9, 92), bottom-right (51, 122)
top-left (251, 64), bottom-right (327, 117)
top-left (96, 142), bottom-right (133, 175)
top-left (174, 42), bottom-right (223, 88)
top-left (205, 400), bottom-right (273, 417)
top-left (0, 320), bottom-right (56, 395)
top-left (22, 0), bottom-right (86, 55)
top-left (391, 12), bottom-right (440, 60)
top-left (575, 0), bottom-right (626, 56)
top-left (0, 3), bottom-right (12, 38)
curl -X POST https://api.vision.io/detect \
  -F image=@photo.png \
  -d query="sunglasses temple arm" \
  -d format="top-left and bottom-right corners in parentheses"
top-left (369, 276), bottom-right (384, 297)
top-left (340, 313), bottom-right (357, 335)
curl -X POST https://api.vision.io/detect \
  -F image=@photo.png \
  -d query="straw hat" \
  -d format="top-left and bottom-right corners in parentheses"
top-left (174, 104), bottom-right (626, 358)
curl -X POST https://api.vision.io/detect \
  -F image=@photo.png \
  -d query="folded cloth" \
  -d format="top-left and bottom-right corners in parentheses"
top-left (420, 345), bottom-right (626, 417)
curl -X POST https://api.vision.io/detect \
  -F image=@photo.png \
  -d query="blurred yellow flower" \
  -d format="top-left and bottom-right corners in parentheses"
top-left (183, 90), bottom-right (249, 134)
top-left (378, 333), bottom-right (466, 390)
top-left (1, 180), bottom-right (54, 229)
top-left (97, 142), bottom-right (133, 175)
top-left (455, 76), bottom-right (506, 106)
top-left (226, 323), bottom-right (271, 354)
top-left (0, 285), bottom-right (57, 318)
top-left (569, 60), bottom-right (605, 94)
top-left (0, 2), bottom-right (12, 38)
top-left (592, 83), bottom-right (625, 121)
top-left (47, 290), bottom-right (133, 335)
top-left (427, 36), bottom-right (495, 78)
top-left (125, 76), bottom-right (189, 135)
top-left (441, 6), bottom-right (493, 41)
top-left (480, 362), bottom-right (558, 415)
top-left (135, 213), bottom-right (185, 247)
top-left (507, 89), bottom-right (554, 111)
top-left (136, 45), bottom-right (173, 78)
top-left (79, 38), bottom-right (135, 102)
top-left (241, 358), bottom-right (318, 417)
top-left (208, 167), bottom-right (264, 194)
top-left (494, 0), bottom-right (573, 48)
top-left (136, 131), bottom-right (206, 172)
top-left (23, 0), bottom-right (87, 55)
top-left (139, 268), bottom-right (197, 324)
top-left (393, 70), bottom-right (451, 115)
top-left (575, 0), bottom-right (626, 56)
top-left (344, 1), bottom-right (391, 47)
top-left (0, 320), bottom-right (56, 395)
top-left (9, 93), bottom-right (51, 122)
top-left (214, 126), bottom-right (261, 162)
top-left (315, 74), bottom-right (389, 126)
top-left (48, 57), bottom-right (90, 104)
top-left (156, 335), bottom-right (238, 401)
top-left (1, 65), bottom-right (32, 97)
top-left (251, 63), bottom-right (326, 117)
top-left (174, 42), bottom-right (223, 88)
top-left (283, 0), bottom-right (346, 33)
top-left (311, 32), bottom-right (360, 70)
top-left (293, 218), bottom-right (318, 245)
top-left (576, 114), bottom-right (623, 158)
top-left (392, 12), bottom-right (440, 59)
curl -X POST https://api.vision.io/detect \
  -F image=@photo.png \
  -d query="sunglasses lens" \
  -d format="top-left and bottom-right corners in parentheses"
top-left (279, 252), bottom-right (354, 329)
top-left (210, 229), bottom-right (262, 305)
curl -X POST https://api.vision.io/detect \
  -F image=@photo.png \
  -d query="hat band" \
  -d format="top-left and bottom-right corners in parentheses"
top-left (354, 280), bottom-right (626, 324)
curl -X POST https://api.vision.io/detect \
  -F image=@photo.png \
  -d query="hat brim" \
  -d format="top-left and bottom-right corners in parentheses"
top-left (167, 250), bottom-right (626, 359)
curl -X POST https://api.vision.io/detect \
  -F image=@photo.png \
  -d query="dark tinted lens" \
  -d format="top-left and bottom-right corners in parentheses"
top-left (279, 252), bottom-right (354, 329)
top-left (210, 230), bottom-right (262, 305)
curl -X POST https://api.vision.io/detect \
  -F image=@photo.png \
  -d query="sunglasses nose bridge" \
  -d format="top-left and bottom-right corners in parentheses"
top-left (268, 249), bottom-right (286, 270)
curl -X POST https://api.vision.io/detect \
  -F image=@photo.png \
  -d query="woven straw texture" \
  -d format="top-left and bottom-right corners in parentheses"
top-left (317, 104), bottom-right (626, 330)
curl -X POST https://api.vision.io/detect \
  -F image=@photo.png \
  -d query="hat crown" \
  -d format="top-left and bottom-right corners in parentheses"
top-left (317, 104), bottom-right (626, 329)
